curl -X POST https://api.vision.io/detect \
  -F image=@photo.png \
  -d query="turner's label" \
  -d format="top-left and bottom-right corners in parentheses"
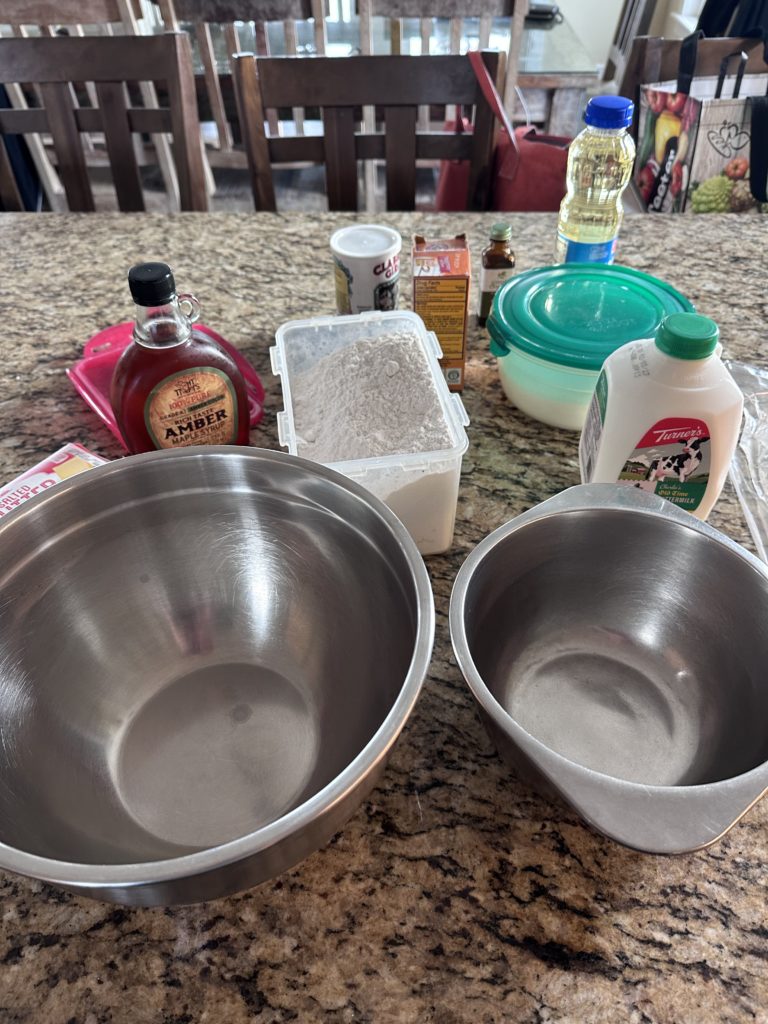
top-left (620, 417), bottom-right (711, 510)
top-left (145, 367), bottom-right (238, 448)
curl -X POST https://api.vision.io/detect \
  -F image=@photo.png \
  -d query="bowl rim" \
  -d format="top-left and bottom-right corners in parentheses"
top-left (0, 446), bottom-right (435, 890)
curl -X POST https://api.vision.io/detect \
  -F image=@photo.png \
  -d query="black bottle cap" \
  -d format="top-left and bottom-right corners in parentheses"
top-left (128, 262), bottom-right (176, 306)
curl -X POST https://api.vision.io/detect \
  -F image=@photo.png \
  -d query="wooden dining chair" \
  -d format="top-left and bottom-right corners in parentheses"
top-left (232, 49), bottom-right (503, 211)
top-left (0, 31), bottom-right (208, 211)
top-left (352, 1), bottom-right (524, 211)
top-left (602, 0), bottom-right (657, 88)
top-left (360, 0), bottom-right (526, 112)
top-left (157, 0), bottom-right (326, 149)
top-left (2, 0), bottom-right (186, 210)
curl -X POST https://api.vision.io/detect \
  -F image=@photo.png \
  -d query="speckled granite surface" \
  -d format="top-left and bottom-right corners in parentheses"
top-left (0, 212), bottom-right (767, 1023)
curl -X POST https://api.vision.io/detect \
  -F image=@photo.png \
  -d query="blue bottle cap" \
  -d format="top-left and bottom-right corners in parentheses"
top-left (584, 95), bottom-right (634, 129)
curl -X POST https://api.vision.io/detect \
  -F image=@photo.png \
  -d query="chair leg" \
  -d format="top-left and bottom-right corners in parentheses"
top-left (479, 13), bottom-right (492, 48)
top-left (255, 22), bottom-right (280, 138)
top-left (195, 21), bottom-right (234, 151)
top-left (283, 19), bottom-right (305, 136)
top-left (359, 0), bottom-right (377, 211)
top-left (311, 0), bottom-right (327, 55)
top-left (0, 137), bottom-right (24, 211)
top-left (503, 0), bottom-right (528, 114)
top-left (449, 18), bottom-right (463, 124)
top-left (417, 19), bottom-right (432, 131)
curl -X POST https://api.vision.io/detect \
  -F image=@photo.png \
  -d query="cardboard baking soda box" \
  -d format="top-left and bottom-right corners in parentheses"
top-left (412, 235), bottom-right (471, 391)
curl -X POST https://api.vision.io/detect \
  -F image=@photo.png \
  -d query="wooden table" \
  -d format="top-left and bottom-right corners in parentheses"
top-left (0, 211), bottom-right (766, 1023)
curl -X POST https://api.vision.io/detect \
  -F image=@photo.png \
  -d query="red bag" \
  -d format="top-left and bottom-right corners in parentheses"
top-left (436, 51), bottom-right (571, 212)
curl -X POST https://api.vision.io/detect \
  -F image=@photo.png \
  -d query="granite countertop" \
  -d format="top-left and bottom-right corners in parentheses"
top-left (0, 212), bottom-right (766, 1023)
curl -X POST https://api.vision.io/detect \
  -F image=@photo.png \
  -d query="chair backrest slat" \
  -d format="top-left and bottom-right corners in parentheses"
top-left (384, 105), bottom-right (417, 210)
top-left (172, 0), bottom-right (312, 17)
top-left (262, 131), bottom-right (475, 163)
top-left (256, 53), bottom-right (499, 107)
top-left (0, 105), bottom-right (170, 134)
top-left (38, 81), bottom-right (95, 211)
top-left (94, 80), bottom-right (145, 211)
top-left (0, 34), bottom-right (166, 83)
top-left (2, 0), bottom-right (127, 21)
top-left (374, 0), bottom-right (513, 14)
top-left (323, 106), bottom-right (357, 211)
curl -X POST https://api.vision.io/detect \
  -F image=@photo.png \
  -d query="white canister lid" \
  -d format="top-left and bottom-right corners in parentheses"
top-left (330, 224), bottom-right (402, 260)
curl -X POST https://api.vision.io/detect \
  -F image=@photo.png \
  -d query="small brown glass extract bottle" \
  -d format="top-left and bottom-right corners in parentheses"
top-left (478, 222), bottom-right (516, 327)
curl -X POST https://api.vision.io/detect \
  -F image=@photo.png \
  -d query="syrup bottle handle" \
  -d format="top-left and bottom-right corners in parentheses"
top-left (177, 293), bottom-right (201, 324)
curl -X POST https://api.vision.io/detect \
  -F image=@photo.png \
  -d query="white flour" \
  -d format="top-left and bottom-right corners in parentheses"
top-left (292, 330), bottom-right (454, 462)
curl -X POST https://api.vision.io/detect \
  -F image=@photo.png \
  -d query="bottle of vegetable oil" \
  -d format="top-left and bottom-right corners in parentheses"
top-left (555, 96), bottom-right (636, 265)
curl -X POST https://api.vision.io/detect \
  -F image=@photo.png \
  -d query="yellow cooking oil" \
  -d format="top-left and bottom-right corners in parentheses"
top-left (556, 96), bottom-right (636, 265)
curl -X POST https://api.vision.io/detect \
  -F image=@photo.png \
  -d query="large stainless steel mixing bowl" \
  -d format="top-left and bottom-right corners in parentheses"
top-left (0, 448), bottom-right (433, 905)
top-left (450, 484), bottom-right (768, 854)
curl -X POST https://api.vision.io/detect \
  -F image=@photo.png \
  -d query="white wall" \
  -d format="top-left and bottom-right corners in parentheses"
top-left (650, 0), bottom-right (704, 37)
top-left (556, 0), bottom-right (624, 74)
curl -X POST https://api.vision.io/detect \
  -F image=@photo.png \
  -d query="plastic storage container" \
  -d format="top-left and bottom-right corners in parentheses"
top-left (487, 264), bottom-right (694, 431)
top-left (271, 310), bottom-right (469, 555)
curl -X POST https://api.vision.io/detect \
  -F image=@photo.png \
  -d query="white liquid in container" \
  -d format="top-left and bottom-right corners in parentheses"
top-left (579, 313), bottom-right (743, 520)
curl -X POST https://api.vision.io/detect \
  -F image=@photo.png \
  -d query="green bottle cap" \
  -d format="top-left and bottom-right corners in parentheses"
top-left (655, 312), bottom-right (719, 360)
top-left (490, 222), bottom-right (512, 241)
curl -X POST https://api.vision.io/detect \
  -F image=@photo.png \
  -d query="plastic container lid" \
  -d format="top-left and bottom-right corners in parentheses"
top-left (584, 95), bottom-right (634, 130)
top-left (329, 224), bottom-right (402, 259)
top-left (488, 264), bottom-right (694, 371)
top-left (656, 312), bottom-right (719, 359)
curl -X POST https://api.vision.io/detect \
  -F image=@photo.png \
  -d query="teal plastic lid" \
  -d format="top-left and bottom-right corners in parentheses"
top-left (656, 312), bottom-right (718, 359)
top-left (488, 264), bottom-right (694, 370)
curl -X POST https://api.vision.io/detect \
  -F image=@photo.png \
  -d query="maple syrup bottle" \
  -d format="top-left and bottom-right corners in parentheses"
top-left (111, 262), bottom-right (249, 454)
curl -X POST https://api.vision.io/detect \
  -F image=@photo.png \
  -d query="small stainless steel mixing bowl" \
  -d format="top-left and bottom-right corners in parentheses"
top-left (0, 447), bottom-right (434, 905)
top-left (450, 484), bottom-right (768, 854)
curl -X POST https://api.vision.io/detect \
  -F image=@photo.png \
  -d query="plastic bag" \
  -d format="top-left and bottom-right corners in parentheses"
top-left (726, 359), bottom-right (768, 561)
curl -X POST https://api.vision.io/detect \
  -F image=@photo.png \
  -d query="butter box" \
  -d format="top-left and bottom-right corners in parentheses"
top-left (412, 234), bottom-right (471, 392)
top-left (0, 443), bottom-right (109, 519)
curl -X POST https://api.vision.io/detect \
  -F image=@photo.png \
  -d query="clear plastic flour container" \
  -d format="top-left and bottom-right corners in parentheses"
top-left (270, 310), bottom-right (469, 555)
